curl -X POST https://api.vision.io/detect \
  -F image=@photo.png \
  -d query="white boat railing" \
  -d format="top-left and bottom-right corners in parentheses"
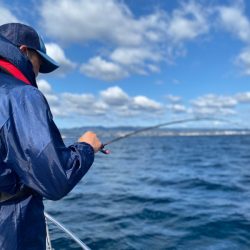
top-left (44, 212), bottom-right (91, 250)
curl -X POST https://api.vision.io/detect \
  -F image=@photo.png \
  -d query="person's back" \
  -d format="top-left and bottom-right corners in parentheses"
top-left (0, 23), bottom-right (101, 249)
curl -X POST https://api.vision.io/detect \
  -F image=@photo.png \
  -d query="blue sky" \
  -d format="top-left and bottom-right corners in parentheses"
top-left (1, 0), bottom-right (250, 128)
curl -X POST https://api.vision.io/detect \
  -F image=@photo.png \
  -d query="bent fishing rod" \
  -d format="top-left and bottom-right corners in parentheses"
top-left (99, 117), bottom-right (229, 154)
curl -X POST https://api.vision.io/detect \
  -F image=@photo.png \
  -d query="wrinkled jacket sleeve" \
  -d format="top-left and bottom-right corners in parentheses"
top-left (2, 86), bottom-right (95, 200)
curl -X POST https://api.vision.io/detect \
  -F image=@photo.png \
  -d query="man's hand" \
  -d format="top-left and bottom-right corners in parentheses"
top-left (78, 131), bottom-right (102, 153)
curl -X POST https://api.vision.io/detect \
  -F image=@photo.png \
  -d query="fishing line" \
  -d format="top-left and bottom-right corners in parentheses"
top-left (99, 117), bottom-right (230, 154)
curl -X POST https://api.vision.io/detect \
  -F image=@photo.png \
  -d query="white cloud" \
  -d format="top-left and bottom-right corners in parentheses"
top-left (0, 6), bottom-right (19, 24)
top-left (191, 94), bottom-right (238, 116)
top-left (80, 56), bottom-right (128, 81)
top-left (216, 3), bottom-right (250, 75)
top-left (45, 43), bottom-right (76, 76)
top-left (100, 86), bottom-right (129, 106)
top-left (80, 46), bottom-right (163, 80)
top-left (60, 93), bottom-right (107, 116)
top-left (147, 64), bottom-right (160, 73)
top-left (167, 1), bottom-right (210, 43)
top-left (50, 0), bottom-right (164, 81)
top-left (40, 0), bottom-right (166, 46)
top-left (46, 91), bottom-right (108, 117)
top-left (45, 94), bottom-right (60, 105)
top-left (37, 79), bottom-right (52, 94)
top-left (168, 104), bottom-right (187, 114)
top-left (37, 79), bottom-right (59, 104)
top-left (37, 79), bottom-right (164, 120)
top-left (61, 93), bottom-right (95, 107)
top-left (38, 0), bottom-right (250, 80)
top-left (40, 0), bottom-right (212, 81)
top-left (109, 47), bottom-right (162, 75)
top-left (217, 3), bottom-right (250, 43)
top-left (166, 94), bottom-right (182, 102)
top-left (110, 47), bottom-right (162, 66)
top-left (192, 94), bottom-right (237, 108)
top-left (235, 92), bottom-right (250, 103)
top-left (36, 80), bottom-right (250, 127)
top-left (40, 0), bottom-right (209, 46)
top-left (132, 96), bottom-right (163, 111)
top-left (235, 47), bottom-right (250, 75)
top-left (192, 107), bottom-right (236, 116)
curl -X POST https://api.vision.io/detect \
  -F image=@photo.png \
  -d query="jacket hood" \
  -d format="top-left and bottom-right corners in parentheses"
top-left (0, 34), bottom-right (37, 87)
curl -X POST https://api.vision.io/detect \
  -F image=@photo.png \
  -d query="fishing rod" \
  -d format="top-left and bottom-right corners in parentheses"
top-left (99, 117), bottom-right (229, 154)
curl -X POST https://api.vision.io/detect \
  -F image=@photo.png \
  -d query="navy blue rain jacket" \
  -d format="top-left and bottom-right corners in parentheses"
top-left (0, 35), bottom-right (95, 249)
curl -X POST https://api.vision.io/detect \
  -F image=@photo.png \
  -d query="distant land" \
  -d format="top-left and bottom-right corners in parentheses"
top-left (60, 127), bottom-right (250, 140)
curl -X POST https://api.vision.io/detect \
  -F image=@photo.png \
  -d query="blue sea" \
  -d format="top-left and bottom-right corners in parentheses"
top-left (45, 130), bottom-right (250, 250)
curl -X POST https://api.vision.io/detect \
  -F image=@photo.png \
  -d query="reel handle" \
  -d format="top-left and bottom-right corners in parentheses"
top-left (100, 144), bottom-right (110, 154)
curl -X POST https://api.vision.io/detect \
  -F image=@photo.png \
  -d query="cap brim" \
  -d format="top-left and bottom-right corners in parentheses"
top-left (36, 50), bottom-right (59, 73)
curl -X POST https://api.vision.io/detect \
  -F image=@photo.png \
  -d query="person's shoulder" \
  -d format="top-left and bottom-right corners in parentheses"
top-left (0, 78), bottom-right (48, 125)
top-left (18, 84), bottom-right (44, 98)
top-left (4, 80), bottom-right (49, 114)
top-left (0, 74), bottom-right (43, 98)
top-left (16, 84), bottom-right (48, 107)
top-left (0, 73), bottom-right (23, 92)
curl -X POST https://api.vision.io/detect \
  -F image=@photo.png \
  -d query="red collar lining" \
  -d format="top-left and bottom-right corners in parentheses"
top-left (0, 59), bottom-right (31, 85)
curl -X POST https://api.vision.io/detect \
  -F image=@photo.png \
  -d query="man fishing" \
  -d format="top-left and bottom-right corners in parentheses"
top-left (0, 23), bottom-right (102, 249)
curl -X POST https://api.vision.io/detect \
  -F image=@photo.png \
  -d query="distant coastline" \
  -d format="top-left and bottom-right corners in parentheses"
top-left (60, 127), bottom-right (250, 139)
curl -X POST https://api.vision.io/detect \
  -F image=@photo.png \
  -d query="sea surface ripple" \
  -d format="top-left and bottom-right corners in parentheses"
top-left (45, 134), bottom-right (250, 250)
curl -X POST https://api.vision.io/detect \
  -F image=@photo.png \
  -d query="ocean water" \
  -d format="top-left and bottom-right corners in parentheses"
top-left (45, 133), bottom-right (250, 250)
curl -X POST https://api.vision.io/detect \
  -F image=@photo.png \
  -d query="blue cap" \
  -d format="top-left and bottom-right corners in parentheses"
top-left (0, 23), bottom-right (59, 73)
